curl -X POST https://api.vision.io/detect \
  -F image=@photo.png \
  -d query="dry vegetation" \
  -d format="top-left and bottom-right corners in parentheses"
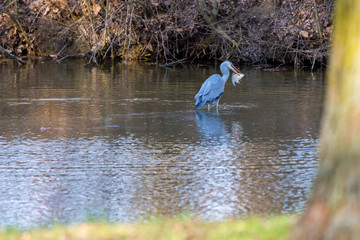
top-left (0, 0), bottom-right (333, 66)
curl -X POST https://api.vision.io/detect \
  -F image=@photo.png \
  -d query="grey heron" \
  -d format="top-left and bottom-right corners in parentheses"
top-left (194, 61), bottom-right (244, 110)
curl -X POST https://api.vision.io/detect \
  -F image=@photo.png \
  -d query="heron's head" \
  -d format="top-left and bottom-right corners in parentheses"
top-left (222, 61), bottom-right (242, 76)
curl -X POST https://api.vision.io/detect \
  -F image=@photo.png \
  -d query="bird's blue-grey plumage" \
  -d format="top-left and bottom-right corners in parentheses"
top-left (194, 61), bottom-right (240, 109)
top-left (194, 74), bottom-right (225, 109)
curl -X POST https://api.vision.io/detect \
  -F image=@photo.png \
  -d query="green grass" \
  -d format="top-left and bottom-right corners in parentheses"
top-left (0, 215), bottom-right (294, 240)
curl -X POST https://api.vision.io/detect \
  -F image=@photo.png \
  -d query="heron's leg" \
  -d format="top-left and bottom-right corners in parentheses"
top-left (207, 104), bottom-right (210, 111)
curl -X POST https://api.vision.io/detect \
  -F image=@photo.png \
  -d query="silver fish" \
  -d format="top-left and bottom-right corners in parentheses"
top-left (232, 72), bottom-right (244, 86)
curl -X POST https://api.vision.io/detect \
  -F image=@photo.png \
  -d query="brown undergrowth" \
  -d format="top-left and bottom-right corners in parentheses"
top-left (0, 0), bottom-right (333, 66)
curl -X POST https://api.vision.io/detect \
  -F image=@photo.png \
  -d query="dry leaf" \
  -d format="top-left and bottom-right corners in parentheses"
top-left (300, 30), bottom-right (309, 38)
top-left (151, 0), bottom-right (159, 7)
top-left (43, 6), bottom-right (50, 16)
top-left (93, 3), bottom-right (101, 16)
top-left (29, 0), bottom-right (43, 10)
top-left (146, 43), bottom-right (153, 52)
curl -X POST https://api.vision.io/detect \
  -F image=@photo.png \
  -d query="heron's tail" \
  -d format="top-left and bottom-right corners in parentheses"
top-left (195, 96), bottom-right (206, 109)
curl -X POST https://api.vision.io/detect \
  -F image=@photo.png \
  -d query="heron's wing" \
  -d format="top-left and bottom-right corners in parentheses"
top-left (195, 74), bottom-right (223, 99)
top-left (194, 74), bottom-right (224, 108)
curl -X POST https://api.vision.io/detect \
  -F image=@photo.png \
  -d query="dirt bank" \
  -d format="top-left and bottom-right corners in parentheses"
top-left (0, 0), bottom-right (333, 66)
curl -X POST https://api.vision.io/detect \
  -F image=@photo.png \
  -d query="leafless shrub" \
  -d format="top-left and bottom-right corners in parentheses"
top-left (0, 0), bottom-right (333, 67)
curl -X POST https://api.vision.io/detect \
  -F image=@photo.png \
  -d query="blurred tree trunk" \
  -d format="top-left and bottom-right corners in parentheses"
top-left (292, 0), bottom-right (360, 239)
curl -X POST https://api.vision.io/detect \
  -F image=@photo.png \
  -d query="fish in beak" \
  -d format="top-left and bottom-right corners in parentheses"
top-left (232, 72), bottom-right (245, 86)
top-left (230, 64), bottom-right (244, 86)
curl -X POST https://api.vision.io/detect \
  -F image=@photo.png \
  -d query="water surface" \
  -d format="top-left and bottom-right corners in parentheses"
top-left (0, 59), bottom-right (325, 229)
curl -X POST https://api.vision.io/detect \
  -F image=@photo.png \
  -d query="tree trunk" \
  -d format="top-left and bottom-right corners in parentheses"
top-left (291, 0), bottom-right (360, 239)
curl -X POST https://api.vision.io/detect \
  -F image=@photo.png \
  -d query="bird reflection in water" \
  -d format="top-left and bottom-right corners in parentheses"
top-left (195, 110), bottom-right (228, 144)
top-left (195, 110), bottom-right (244, 145)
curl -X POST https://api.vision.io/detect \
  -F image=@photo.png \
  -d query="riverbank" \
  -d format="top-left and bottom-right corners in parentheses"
top-left (1, 0), bottom-right (333, 67)
top-left (1, 215), bottom-right (293, 240)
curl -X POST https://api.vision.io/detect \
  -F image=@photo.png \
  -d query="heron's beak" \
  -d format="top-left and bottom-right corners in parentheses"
top-left (231, 64), bottom-right (242, 76)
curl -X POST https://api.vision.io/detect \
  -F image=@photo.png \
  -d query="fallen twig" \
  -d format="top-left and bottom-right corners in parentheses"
top-left (56, 44), bottom-right (67, 57)
top-left (161, 58), bottom-right (187, 67)
top-left (56, 52), bottom-right (87, 63)
top-left (312, 0), bottom-right (323, 39)
top-left (0, 45), bottom-right (25, 64)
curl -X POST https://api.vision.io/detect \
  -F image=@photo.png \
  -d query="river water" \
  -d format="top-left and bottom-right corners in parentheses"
top-left (0, 59), bottom-right (325, 229)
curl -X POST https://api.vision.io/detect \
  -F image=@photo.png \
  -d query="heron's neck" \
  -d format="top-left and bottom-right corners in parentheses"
top-left (221, 69), bottom-right (230, 82)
